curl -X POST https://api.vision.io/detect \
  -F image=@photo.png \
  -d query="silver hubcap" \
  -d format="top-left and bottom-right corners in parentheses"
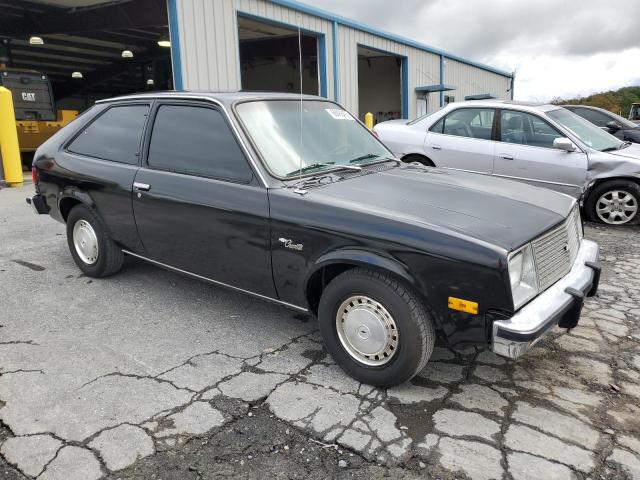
top-left (73, 219), bottom-right (99, 265)
top-left (596, 190), bottom-right (638, 225)
top-left (335, 295), bottom-right (398, 366)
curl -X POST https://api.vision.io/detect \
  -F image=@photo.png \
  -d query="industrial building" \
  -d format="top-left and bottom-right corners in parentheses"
top-left (0, 0), bottom-right (513, 182)
top-left (170, 0), bottom-right (515, 122)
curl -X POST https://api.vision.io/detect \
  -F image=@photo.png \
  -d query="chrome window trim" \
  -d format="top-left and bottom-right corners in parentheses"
top-left (122, 249), bottom-right (308, 313)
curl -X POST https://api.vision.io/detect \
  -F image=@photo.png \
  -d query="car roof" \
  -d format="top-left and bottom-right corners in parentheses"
top-left (96, 90), bottom-right (328, 108)
top-left (445, 99), bottom-right (562, 113)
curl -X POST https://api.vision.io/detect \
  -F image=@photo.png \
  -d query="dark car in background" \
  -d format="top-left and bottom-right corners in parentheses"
top-left (564, 105), bottom-right (640, 143)
top-left (28, 92), bottom-right (600, 387)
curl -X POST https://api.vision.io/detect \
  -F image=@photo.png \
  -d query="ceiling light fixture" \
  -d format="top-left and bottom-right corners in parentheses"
top-left (157, 36), bottom-right (171, 48)
top-left (29, 36), bottom-right (44, 45)
top-left (121, 49), bottom-right (134, 58)
top-left (146, 78), bottom-right (155, 85)
top-left (71, 71), bottom-right (83, 79)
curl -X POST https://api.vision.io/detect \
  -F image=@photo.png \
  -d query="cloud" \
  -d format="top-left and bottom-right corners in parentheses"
top-left (301, 0), bottom-right (640, 101)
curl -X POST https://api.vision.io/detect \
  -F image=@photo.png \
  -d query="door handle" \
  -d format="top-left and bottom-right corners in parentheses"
top-left (431, 144), bottom-right (442, 150)
top-left (500, 154), bottom-right (514, 160)
top-left (133, 182), bottom-right (151, 191)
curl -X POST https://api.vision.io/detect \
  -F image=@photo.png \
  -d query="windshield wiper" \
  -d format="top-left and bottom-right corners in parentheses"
top-left (619, 141), bottom-right (632, 149)
top-left (349, 153), bottom-right (382, 164)
top-left (601, 146), bottom-right (620, 152)
top-left (284, 162), bottom-right (361, 177)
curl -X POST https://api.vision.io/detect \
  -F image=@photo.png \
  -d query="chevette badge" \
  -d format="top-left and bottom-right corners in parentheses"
top-left (278, 238), bottom-right (303, 251)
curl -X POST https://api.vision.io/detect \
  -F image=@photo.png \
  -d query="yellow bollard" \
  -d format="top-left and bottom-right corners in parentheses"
top-left (364, 112), bottom-right (374, 130)
top-left (0, 87), bottom-right (23, 187)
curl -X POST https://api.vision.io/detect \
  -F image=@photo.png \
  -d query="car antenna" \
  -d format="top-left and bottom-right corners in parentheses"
top-left (297, 26), bottom-right (303, 183)
top-left (293, 25), bottom-right (308, 195)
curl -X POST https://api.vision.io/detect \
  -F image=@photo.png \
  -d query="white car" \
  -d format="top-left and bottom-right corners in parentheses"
top-left (374, 100), bottom-right (640, 225)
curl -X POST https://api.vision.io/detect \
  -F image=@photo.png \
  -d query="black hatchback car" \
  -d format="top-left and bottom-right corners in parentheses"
top-left (564, 105), bottom-right (640, 143)
top-left (28, 92), bottom-right (600, 387)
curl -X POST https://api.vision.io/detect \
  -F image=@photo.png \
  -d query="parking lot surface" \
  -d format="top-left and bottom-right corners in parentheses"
top-left (1, 183), bottom-right (640, 479)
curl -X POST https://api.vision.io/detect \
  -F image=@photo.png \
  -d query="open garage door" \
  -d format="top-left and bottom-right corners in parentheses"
top-left (357, 46), bottom-right (402, 123)
top-left (0, 0), bottom-right (173, 168)
top-left (238, 16), bottom-right (320, 95)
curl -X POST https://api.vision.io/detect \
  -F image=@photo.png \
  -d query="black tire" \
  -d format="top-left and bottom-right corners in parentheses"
top-left (401, 154), bottom-right (434, 167)
top-left (66, 204), bottom-right (124, 277)
top-left (585, 179), bottom-right (640, 226)
top-left (318, 268), bottom-right (435, 387)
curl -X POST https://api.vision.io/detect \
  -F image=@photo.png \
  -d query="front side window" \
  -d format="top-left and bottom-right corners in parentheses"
top-left (547, 108), bottom-right (623, 151)
top-left (500, 110), bottom-right (563, 148)
top-left (431, 108), bottom-right (495, 140)
top-left (147, 105), bottom-right (253, 183)
top-left (68, 105), bottom-right (149, 164)
top-left (235, 100), bottom-right (390, 177)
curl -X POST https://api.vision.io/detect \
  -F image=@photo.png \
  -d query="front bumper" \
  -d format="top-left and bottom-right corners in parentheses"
top-left (491, 239), bottom-right (600, 359)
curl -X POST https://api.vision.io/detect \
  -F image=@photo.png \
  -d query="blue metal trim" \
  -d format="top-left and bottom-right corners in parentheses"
top-left (416, 84), bottom-right (455, 93)
top-left (401, 57), bottom-right (409, 119)
top-left (167, 0), bottom-right (183, 90)
top-left (318, 35), bottom-right (327, 97)
top-left (332, 21), bottom-right (339, 102)
top-left (236, 11), bottom-right (328, 97)
top-left (510, 72), bottom-right (515, 100)
top-left (267, 0), bottom-right (513, 78)
top-left (439, 55), bottom-right (444, 108)
top-left (464, 93), bottom-right (497, 100)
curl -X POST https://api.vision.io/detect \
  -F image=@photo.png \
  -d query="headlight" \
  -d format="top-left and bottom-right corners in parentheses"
top-left (508, 244), bottom-right (539, 310)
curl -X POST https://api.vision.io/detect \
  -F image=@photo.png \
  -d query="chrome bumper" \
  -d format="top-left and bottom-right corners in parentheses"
top-left (491, 239), bottom-right (600, 359)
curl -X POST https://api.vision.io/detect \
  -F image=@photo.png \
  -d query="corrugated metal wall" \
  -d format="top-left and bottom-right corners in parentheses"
top-left (173, 0), bottom-right (512, 119)
top-left (444, 59), bottom-right (512, 103)
top-left (175, 0), bottom-right (335, 97)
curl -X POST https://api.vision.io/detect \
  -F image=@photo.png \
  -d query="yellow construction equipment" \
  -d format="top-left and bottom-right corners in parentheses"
top-left (0, 86), bottom-right (23, 187)
top-left (0, 68), bottom-right (78, 167)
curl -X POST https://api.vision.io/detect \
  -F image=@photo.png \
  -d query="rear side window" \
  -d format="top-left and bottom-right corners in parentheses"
top-left (68, 105), bottom-right (149, 164)
top-left (430, 108), bottom-right (494, 140)
top-left (147, 105), bottom-right (252, 183)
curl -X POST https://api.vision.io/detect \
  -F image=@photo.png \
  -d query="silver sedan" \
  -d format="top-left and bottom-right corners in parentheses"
top-left (374, 100), bottom-right (640, 225)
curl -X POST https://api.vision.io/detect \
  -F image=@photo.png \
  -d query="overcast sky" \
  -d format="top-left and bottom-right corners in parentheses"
top-left (301, 0), bottom-right (640, 102)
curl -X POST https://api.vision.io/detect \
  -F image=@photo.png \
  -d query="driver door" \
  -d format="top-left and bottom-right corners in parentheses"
top-left (493, 109), bottom-right (587, 197)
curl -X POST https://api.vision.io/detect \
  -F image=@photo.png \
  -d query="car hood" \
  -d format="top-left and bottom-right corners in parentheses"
top-left (607, 142), bottom-right (640, 159)
top-left (311, 166), bottom-right (575, 251)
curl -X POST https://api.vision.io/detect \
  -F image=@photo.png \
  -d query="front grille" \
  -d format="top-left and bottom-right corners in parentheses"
top-left (532, 207), bottom-right (581, 291)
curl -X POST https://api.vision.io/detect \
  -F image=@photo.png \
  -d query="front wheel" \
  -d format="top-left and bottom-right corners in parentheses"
top-left (66, 204), bottom-right (124, 277)
top-left (585, 180), bottom-right (640, 226)
top-left (318, 268), bottom-right (435, 387)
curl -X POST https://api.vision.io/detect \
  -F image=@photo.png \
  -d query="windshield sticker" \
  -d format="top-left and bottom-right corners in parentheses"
top-left (326, 108), bottom-right (354, 120)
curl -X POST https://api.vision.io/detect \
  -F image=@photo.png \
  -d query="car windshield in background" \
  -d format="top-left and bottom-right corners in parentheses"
top-left (547, 108), bottom-right (623, 152)
top-left (235, 100), bottom-right (391, 177)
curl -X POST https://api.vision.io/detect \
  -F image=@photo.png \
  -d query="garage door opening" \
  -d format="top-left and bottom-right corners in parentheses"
top-left (238, 16), bottom-right (319, 95)
top-left (357, 46), bottom-right (402, 123)
top-left (0, 0), bottom-right (173, 169)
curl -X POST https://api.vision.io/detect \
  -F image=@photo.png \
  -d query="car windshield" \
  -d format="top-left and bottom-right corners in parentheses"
top-left (604, 110), bottom-right (638, 128)
top-left (235, 100), bottom-right (392, 177)
top-left (547, 108), bottom-right (623, 152)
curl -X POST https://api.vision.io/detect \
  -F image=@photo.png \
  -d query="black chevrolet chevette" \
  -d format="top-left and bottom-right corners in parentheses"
top-left (28, 92), bottom-right (601, 387)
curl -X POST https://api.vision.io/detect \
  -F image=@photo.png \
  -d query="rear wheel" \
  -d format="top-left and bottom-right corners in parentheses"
top-left (66, 204), bottom-right (124, 277)
top-left (585, 180), bottom-right (640, 225)
top-left (318, 268), bottom-right (435, 387)
top-left (401, 154), bottom-right (434, 167)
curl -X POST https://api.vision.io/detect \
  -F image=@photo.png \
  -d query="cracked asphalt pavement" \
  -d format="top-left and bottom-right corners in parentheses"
top-left (1, 184), bottom-right (640, 479)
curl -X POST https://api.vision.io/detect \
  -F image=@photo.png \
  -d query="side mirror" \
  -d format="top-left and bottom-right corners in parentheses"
top-left (606, 121), bottom-right (622, 132)
top-left (553, 137), bottom-right (576, 152)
